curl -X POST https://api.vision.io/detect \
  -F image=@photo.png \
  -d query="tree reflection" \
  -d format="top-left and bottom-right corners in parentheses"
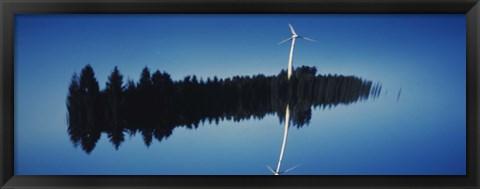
top-left (67, 65), bottom-right (380, 154)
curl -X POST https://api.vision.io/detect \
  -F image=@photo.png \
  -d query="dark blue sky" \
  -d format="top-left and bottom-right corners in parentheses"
top-left (14, 14), bottom-right (466, 175)
top-left (15, 14), bottom-right (464, 83)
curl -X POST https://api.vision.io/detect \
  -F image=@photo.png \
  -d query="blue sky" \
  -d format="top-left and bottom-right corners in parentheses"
top-left (15, 14), bottom-right (464, 83)
top-left (14, 14), bottom-right (466, 175)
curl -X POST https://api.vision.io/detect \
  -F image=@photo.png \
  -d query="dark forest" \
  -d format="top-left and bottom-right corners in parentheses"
top-left (67, 65), bottom-right (381, 153)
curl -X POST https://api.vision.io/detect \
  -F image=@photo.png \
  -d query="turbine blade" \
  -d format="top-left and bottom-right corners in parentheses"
top-left (301, 37), bottom-right (317, 42)
top-left (288, 23), bottom-right (297, 35)
top-left (278, 37), bottom-right (292, 44)
top-left (266, 165), bottom-right (276, 174)
top-left (283, 164), bottom-right (301, 174)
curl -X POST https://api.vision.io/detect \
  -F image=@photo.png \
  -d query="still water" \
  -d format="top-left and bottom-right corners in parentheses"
top-left (15, 67), bottom-right (465, 175)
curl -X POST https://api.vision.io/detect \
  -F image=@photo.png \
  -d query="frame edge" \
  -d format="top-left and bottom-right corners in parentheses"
top-left (0, 0), bottom-right (15, 188)
top-left (466, 1), bottom-right (480, 188)
top-left (2, 0), bottom-right (480, 189)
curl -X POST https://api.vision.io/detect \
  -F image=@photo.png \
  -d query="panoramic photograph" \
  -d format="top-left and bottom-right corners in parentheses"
top-left (15, 14), bottom-right (465, 175)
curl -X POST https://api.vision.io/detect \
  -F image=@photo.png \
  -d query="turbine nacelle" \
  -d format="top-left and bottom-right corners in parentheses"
top-left (278, 24), bottom-right (316, 44)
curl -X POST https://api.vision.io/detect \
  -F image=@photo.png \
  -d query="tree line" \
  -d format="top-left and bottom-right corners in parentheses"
top-left (67, 64), bottom-right (380, 153)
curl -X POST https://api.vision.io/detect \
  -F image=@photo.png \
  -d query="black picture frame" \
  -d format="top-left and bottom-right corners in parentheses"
top-left (1, 0), bottom-right (479, 188)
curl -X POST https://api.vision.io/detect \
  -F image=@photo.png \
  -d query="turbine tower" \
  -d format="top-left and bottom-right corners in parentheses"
top-left (266, 105), bottom-right (300, 175)
top-left (279, 24), bottom-right (316, 80)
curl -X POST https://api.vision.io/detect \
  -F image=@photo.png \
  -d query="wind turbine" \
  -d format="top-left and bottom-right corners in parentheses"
top-left (278, 24), bottom-right (316, 80)
top-left (266, 105), bottom-right (300, 175)
top-left (266, 24), bottom-right (312, 176)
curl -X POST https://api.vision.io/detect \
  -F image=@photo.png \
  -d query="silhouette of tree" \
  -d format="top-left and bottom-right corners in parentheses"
top-left (139, 66), bottom-right (153, 89)
top-left (105, 66), bottom-right (126, 149)
top-left (66, 64), bottom-right (102, 154)
top-left (67, 65), bottom-right (380, 153)
top-left (67, 73), bottom-right (82, 147)
top-left (138, 67), bottom-right (154, 123)
top-left (79, 64), bottom-right (100, 127)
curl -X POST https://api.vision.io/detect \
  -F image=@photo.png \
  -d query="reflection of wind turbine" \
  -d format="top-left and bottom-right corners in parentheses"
top-left (267, 105), bottom-right (300, 175)
top-left (279, 24), bottom-right (316, 80)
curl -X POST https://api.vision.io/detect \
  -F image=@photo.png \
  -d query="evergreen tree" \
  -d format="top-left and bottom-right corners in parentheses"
top-left (138, 66), bottom-right (152, 90)
top-left (77, 64), bottom-right (101, 154)
top-left (105, 66), bottom-right (126, 149)
top-left (66, 73), bottom-right (82, 146)
top-left (138, 66), bottom-right (154, 121)
top-left (79, 65), bottom-right (100, 96)
top-left (79, 64), bottom-right (100, 128)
